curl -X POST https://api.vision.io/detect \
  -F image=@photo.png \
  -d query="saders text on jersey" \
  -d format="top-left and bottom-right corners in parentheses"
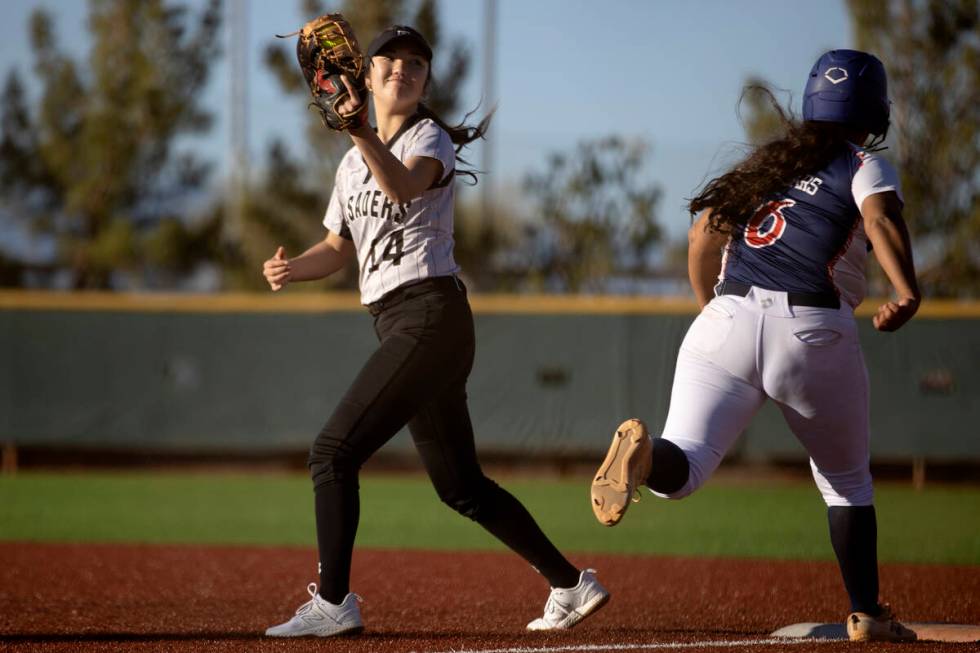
top-left (346, 189), bottom-right (411, 225)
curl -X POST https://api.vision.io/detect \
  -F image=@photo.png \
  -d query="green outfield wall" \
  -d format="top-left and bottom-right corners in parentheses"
top-left (2, 291), bottom-right (978, 461)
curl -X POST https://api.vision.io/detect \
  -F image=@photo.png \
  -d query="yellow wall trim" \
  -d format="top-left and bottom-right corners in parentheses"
top-left (1, 290), bottom-right (978, 318)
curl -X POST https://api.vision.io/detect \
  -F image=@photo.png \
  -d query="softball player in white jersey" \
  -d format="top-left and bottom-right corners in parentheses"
top-left (591, 50), bottom-right (919, 643)
top-left (263, 25), bottom-right (607, 638)
top-left (325, 112), bottom-right (460, 304)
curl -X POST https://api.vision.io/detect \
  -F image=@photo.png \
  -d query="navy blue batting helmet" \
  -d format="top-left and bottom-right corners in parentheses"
top-left (803, 49), bottom-right (889, 137)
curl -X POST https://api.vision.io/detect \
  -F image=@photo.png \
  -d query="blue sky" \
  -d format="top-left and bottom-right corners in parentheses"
top-left (1, 0), bottom-right (854, 243)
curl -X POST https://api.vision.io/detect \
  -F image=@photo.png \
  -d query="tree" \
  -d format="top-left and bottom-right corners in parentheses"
top-left (0, 0), bottom-right (222, 289)
top-left (848, 0), bottom-right (979, 297)
top-left (519, 137), bottom-right (662, 293)
top-left (228, 0), bottom-right (477, 290)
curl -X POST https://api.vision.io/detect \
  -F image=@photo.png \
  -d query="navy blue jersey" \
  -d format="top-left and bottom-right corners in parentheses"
top-left (719, 144), bottom-right (902, 308)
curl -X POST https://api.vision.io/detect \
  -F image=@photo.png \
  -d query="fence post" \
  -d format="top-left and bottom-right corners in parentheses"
top-left (1, 441), bottom-right (17, 475)
top-left (912, 456), bottom-right (926, 491)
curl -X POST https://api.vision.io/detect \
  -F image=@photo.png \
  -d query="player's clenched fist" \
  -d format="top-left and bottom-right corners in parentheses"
top-left (872, 296), bottom-right (919, 332)
top-left (263, 246), bottom-right (291, 291)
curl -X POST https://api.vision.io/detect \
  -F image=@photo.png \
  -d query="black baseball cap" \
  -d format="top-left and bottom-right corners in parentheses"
top-left (366, 25), bottom-right (432, 61)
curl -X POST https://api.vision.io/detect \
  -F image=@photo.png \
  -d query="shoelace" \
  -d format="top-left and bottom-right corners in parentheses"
top-left (295, 583), bottom-right (365, 615)
top-left (546, 585), bottom-right (587, 618)
top-left (543, 592), bottom-right (570, 619)
top-left (290, 583), bottom-right (321, 616)
top-left (540, 570), bottom-right (597, 623)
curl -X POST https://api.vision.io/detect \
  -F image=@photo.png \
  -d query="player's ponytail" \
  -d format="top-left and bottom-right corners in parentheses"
top-left (689, 86), bottom-right (852, 234)
top-left (416, 103), bottom-right (493, 185)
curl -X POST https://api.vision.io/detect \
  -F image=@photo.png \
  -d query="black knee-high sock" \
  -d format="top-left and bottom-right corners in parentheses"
top-left (647, 438), bottom-right (689, 494)
top-left (472, 481), bottom-right (581, 589)
top-left (828, 505), bottom-right (880, 615)
top-left (314, 482), bottom-right (360, 604)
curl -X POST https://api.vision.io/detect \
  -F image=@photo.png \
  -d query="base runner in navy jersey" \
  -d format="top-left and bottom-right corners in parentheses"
top-left (590, 50), bottom-right (919, 643)
top-left (261, 24), bottom-right (608, 638)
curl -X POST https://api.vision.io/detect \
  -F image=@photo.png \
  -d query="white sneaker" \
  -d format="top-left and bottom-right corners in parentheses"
top-left (265, 583), bottom-right (363, 637)
top-left (526, 569), bottom-right (610, 631)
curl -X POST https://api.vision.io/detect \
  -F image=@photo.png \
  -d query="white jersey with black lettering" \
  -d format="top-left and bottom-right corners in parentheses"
top-left (323, 117), bottom-right (460, 305)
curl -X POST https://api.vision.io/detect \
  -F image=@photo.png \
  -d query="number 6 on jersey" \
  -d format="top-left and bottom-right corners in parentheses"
top-left (744, 199), bottom-right (794, 249)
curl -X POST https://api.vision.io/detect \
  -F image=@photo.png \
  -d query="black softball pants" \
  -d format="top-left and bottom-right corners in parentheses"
top-left (307, 276), bottom-right (579, 603)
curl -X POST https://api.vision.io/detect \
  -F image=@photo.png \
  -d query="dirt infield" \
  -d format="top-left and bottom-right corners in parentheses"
top-left (1, 542), bottom-right (978, 652)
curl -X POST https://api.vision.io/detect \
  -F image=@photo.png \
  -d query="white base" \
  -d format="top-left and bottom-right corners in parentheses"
top-left (771, 622), bottom-right (980, 643)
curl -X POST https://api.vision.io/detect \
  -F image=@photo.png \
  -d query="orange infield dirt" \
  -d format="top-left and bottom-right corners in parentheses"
top-left (1, 542), bottom-right (978, 653)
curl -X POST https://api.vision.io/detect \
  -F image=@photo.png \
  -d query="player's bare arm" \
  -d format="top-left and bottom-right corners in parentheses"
top-left (339, 74), bottom-right (443, 204)
top-left (262, 230), bottom-right (354, 291)
top-left (348, 129), bottom-right (443, 203)
top-left (860, 191), bottom-right (920, 331)
top-left (687, 210), bottom-right (728, 309)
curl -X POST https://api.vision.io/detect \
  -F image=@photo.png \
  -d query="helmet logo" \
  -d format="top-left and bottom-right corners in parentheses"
top-left (824, 67), bottom-right (849, 84)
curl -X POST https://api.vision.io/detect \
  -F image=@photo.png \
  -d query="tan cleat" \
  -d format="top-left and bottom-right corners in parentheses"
top-left (846, 604), bottom-right (917, 642)
top-left (590, 418), bottom-right (652, 527)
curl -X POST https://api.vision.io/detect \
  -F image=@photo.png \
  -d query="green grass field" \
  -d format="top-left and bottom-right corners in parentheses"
top-left (1, 471), bottom-right (978, 564)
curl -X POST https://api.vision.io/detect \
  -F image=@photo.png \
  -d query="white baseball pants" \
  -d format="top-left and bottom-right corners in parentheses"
top-left (655, 287), bottom-right (874, 507)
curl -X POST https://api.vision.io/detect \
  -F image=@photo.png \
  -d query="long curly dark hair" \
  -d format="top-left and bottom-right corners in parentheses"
top-left (689, 88), bottom-right (856, 234)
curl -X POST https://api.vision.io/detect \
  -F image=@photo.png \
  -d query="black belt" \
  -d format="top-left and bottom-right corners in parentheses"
top-left (716, 280), bottom-right (840, 309)
top-left (367, 276), bottom-right (461, 316)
